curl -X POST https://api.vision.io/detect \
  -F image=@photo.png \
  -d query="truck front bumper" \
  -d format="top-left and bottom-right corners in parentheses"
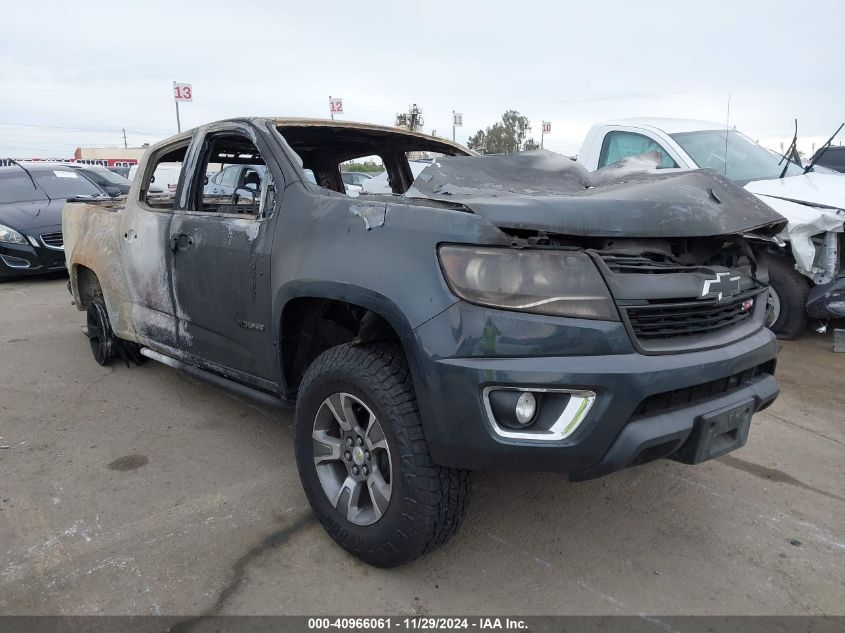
top-left (409, 302), bottom-right (779, 479)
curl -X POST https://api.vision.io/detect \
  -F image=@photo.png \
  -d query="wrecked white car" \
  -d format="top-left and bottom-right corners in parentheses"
top-left (578, 118), bottom-right (845, 338)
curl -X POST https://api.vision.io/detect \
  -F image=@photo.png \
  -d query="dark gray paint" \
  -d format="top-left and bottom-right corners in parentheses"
top-left (74, 117), bottom-right (781, 476)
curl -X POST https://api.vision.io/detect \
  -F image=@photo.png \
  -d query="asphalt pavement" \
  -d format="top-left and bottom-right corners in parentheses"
top-left (1, 276), bottom-right (843, 615)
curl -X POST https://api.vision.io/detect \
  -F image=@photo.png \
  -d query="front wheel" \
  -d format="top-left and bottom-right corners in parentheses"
top-left (294, 343), bottom-right (469, 567)
top-left (764, 255), bottom-right (810, 340)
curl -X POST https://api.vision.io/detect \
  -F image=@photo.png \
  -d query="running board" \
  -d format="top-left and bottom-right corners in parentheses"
top-left (139, 347), bottom-right (291, 410)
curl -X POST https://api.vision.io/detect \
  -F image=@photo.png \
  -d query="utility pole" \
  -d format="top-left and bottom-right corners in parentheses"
top-left (329, 95), bottom-right (334, 120)
top-left (122, 128), bottom-right (128, 149)
top-left (175, 101), bottom-right (181, 133)
top-left (452, 111), bottom-right (455, 142)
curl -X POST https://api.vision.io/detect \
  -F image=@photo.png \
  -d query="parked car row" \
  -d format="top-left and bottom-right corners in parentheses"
top-left (0, 163), bottom-right (106, 277)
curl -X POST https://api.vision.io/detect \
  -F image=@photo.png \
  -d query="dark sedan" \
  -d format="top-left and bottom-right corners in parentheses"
top-left (0, 163), bottom-right (105, 278)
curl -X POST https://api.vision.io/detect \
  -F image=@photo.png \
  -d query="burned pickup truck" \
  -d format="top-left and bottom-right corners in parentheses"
top-left (64, 118), bottom-right (784, 567)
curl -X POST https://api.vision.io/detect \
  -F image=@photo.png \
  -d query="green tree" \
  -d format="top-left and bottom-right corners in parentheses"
top-left (467, 110), bottom-right (539, 154)
top-left (343, 160), bottom-right (384, 173)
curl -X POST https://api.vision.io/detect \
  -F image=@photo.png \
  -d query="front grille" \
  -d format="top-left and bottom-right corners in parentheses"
top-left (40, 232), bottom-right (63, 249)
top-left (601, 254), bottom-right (705, 275)
top-left (624, 290), bottom-right (759, 341)
top-left (632, 360), bottom-right (775, 418)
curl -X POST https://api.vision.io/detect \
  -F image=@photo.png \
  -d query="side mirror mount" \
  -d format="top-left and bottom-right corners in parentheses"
top-left (105, 186), bottom-right (121, 197)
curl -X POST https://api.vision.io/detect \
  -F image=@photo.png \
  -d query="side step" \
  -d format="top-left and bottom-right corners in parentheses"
top-left (140, 347), bottom-right (292, 411)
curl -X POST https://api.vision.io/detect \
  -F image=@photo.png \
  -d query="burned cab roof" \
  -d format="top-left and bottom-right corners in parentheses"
top-left (407, 150), bottom-right (787, 238)
top-left (272, 118), bottom-right (472, 164)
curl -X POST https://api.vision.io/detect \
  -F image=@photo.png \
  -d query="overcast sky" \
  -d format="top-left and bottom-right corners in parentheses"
top-left (1, 0), bottom-right (842, 158)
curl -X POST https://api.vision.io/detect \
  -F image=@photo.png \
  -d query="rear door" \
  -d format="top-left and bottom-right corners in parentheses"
top-left (119, 138), bottom-right (189, 350)
top-left (166, 123), bottom-right (279, 386)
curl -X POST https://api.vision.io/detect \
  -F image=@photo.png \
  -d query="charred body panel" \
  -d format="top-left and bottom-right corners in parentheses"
top-left (64, 117), bottom-right (781, 482)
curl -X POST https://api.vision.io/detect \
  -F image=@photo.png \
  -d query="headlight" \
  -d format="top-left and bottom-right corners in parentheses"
top-left (0, 224), bottom-right (26, 245)
top-left (438, 245), bottom-right (619, 321)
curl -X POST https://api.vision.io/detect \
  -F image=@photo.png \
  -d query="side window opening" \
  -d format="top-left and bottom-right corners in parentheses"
top-left (141, 142), bottom-right (189, 210)
top-left (275, 124), bottom-right (468, 197)
top-left (341, 155), bottom-right (384, 195)
top-left (598, 131), bottom-right (678, 169)
top-left (193, 133), bottom-right (268, 216)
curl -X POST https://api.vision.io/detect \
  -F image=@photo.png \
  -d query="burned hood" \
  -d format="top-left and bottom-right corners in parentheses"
top-left (406, 150), bottom-right (787, 238)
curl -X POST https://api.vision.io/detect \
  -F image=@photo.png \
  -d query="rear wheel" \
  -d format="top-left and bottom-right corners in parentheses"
top-left (85, 300), bottom-right (143, 366)
top-left (294, 343), bottom-right (469, 567)
top-left (764, 255), bottom-right (810, 340)
top-left (86, 301), bottom-right (115, 365)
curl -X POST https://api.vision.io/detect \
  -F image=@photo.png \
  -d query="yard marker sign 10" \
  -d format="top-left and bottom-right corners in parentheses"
top-left (541, 121), bottom-right (551, 148)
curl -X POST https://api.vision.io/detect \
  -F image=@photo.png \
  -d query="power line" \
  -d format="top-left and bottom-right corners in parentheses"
top-left (0, 129), bottom-right (128, 140)
top-left (0, 121), bottom-right (169, 136)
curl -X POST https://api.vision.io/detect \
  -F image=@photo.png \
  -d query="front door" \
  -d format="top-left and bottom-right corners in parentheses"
top-left (167, 127), bottom-right (277, 385)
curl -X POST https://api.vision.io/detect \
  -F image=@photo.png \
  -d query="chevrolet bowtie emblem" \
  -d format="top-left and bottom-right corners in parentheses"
top-left (701, 272), bottom-right (741, 301)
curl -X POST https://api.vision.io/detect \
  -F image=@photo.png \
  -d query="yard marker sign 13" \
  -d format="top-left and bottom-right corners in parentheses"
top-left (173, 82), bottom-right (193, 102)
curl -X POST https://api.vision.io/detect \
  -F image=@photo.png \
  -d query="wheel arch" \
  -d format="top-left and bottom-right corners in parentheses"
top-left (275, 282), bottom-right (427, 402)
top-left (70, 262), bottom-right (138, 343)
top-left (72, 263), bottom-right (104, 310)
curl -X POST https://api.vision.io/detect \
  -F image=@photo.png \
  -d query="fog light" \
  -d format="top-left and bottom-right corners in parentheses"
top-left (515, 392), bottom-right (537, 425)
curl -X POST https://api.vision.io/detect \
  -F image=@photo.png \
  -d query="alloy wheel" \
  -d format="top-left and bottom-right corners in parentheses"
top-left (312, 392), bottom-right (392, 526)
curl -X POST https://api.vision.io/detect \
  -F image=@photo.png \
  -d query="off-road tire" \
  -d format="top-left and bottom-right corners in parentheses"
top-left (294, 343), bottom-right (470, 567)
top-left (765, 255), bottom-right (810, 340)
